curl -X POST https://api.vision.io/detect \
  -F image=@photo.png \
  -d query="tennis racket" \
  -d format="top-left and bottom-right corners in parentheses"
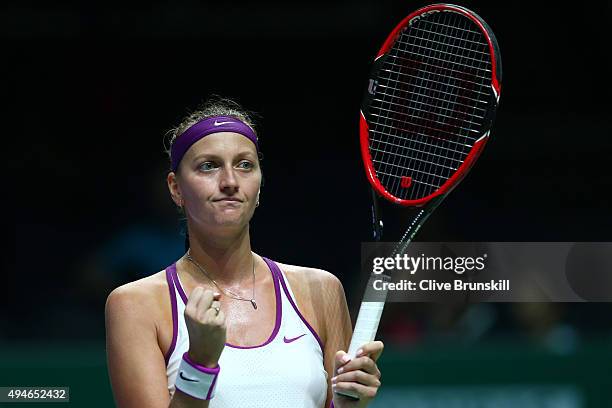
top-left (338, 3), bottom-right (502, 399)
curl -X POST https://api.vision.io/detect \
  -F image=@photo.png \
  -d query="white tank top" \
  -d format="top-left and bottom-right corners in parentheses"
top-left (164, 257), bottom-right (329, 408)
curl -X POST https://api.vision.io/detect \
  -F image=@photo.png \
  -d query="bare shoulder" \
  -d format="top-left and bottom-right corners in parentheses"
top-left (105, 271), bottom-right (168, 321)
top-left (273, 260), bottom-right (352, 369)
top-left (105, 271), bottom-right (174, 407)
top-left (274, 261), bottom-right (342, 289)
top-left (273, 261), bottom-right (346, 310)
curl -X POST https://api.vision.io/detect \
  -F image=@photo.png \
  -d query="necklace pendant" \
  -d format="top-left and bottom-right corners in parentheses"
top-left (251, 299), bottom-right (257, 310)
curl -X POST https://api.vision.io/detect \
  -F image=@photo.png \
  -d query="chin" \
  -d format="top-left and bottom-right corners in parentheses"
top-left (213, 214), bottom-right (247, 227)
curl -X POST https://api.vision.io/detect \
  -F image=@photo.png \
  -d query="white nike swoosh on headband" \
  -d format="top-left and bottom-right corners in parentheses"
top-left (213, 121), bottom-right (234, 126)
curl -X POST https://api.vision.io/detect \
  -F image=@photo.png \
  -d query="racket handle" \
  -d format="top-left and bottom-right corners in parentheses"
top-left (348, 301), bottom-right (385, 356)
top-left (335, 300), bottom-right (386, 400)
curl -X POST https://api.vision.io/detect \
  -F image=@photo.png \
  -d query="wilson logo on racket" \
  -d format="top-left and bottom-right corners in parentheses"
top-left (400, 176), bottom-right (412, 189)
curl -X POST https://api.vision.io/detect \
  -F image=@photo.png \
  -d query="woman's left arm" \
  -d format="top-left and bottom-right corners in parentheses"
top-left (320, 273), bottom-right (384, 408)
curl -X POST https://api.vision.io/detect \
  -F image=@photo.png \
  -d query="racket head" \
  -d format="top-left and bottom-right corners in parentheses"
top-left (360, 3), bottom-right (502, 207)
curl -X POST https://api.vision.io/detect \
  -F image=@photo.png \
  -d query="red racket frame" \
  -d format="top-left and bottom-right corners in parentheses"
top-left (359, 3), bottom-right (502, 207)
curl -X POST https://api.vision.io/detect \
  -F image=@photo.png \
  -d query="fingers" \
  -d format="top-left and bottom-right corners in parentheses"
top-left (332, 343), bottom-right (385, 400)
top-left (183, 288), bottom-right (226, 368)
top-left (336, 355), bottom-right (380, 378)
top-left (356, 340), bottom-right (384, 362)
top-left (333, 380), bottom-right (379, 399)
top-left (185, 286), bottom-right (203, 316)
top-left (209, 292), bottom-right (222, 320)
top-left (196, 288), bottom-right (216, 311)
top-left (332, 368), bottom-right (381, 388)
top-left (210, 299), bottom-right (222, 320)
top-left (333, 350), bottom-right (352, 374)
top-left (186, 287), bottom-right (222, 321)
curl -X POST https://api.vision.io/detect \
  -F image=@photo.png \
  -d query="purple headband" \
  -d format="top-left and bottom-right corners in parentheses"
top-left (170, 115), bottom-right (259, 172)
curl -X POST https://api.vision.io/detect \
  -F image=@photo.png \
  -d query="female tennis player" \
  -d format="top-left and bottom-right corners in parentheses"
top-left (105, 98), bottom-right (384, 408)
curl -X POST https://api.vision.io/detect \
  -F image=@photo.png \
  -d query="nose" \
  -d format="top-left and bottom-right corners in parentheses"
top-left (219, 165), bottom-right (239, 193)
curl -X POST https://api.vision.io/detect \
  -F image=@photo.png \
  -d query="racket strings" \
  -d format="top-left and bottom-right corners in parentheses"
top-left (368, 10), bottom-right (493, 200)
top-left (377, 13), bottom-right (489, 196)
top-left (371, 104), bottom-right (480, 138)
top-left (395, 13), bottom-right (488, 196)
top-left (374, 84), bottom-right (485, 124)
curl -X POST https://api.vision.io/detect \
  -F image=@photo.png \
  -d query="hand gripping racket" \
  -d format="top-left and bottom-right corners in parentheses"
top-left (338, 4), bottom-right (502, 399)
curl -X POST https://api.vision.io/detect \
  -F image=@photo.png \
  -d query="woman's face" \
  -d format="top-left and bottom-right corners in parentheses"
top-left (170, 132), bottom-right (262, 233)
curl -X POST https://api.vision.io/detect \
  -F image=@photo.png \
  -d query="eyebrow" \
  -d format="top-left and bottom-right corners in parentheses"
top-left (191, 151), bottom-right (257, 162)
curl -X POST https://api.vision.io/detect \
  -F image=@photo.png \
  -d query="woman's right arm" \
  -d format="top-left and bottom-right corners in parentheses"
top-left (105, 284), bottom-right (211, 408)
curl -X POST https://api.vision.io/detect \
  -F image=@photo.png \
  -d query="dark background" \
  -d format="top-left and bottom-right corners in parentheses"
top-left (3, 0), bottom-right (612, 406)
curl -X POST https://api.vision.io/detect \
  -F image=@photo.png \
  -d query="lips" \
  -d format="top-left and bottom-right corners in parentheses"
top-left (213, 198), bottom-right (243, 202)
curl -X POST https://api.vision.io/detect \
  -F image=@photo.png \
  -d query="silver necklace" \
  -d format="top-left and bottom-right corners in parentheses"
top-left (186, 250), bottom-right (257, 310)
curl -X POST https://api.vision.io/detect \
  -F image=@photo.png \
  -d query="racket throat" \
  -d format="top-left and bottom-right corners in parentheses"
top-left (395, 194), bottom-right (446, 255)
top-left (371, 189), bottom-right (384, 241)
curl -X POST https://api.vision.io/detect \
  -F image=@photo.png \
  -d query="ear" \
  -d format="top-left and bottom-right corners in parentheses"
top-left (167, 171), bottom-right (183, 207)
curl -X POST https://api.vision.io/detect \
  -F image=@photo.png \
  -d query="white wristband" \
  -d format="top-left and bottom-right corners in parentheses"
top-left (175, 352), bottom-right (220, 400)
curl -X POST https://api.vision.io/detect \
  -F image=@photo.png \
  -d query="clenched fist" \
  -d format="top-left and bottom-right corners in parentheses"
top-left (184, 288), bottom-right (226, 368)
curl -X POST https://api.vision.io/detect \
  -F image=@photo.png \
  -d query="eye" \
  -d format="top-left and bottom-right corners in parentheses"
top-left (237, 160), bottom-right (254, 170)
top-left (198, 161), bottom-right (217, 172)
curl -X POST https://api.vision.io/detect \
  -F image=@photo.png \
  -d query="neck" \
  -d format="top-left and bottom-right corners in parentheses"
top-left (186, 224), bottom-right (254, 286)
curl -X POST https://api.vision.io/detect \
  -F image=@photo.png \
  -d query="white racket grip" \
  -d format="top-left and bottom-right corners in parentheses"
top-left (347, 301), bottom-right (385, 357)
top-left (335, 294), bottom-right (387, 400)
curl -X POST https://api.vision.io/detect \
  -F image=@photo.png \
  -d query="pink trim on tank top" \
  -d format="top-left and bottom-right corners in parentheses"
top-left (170, 257), bottom-right (282, 349)
top-left (164, 265), bottom-right (179, 365)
